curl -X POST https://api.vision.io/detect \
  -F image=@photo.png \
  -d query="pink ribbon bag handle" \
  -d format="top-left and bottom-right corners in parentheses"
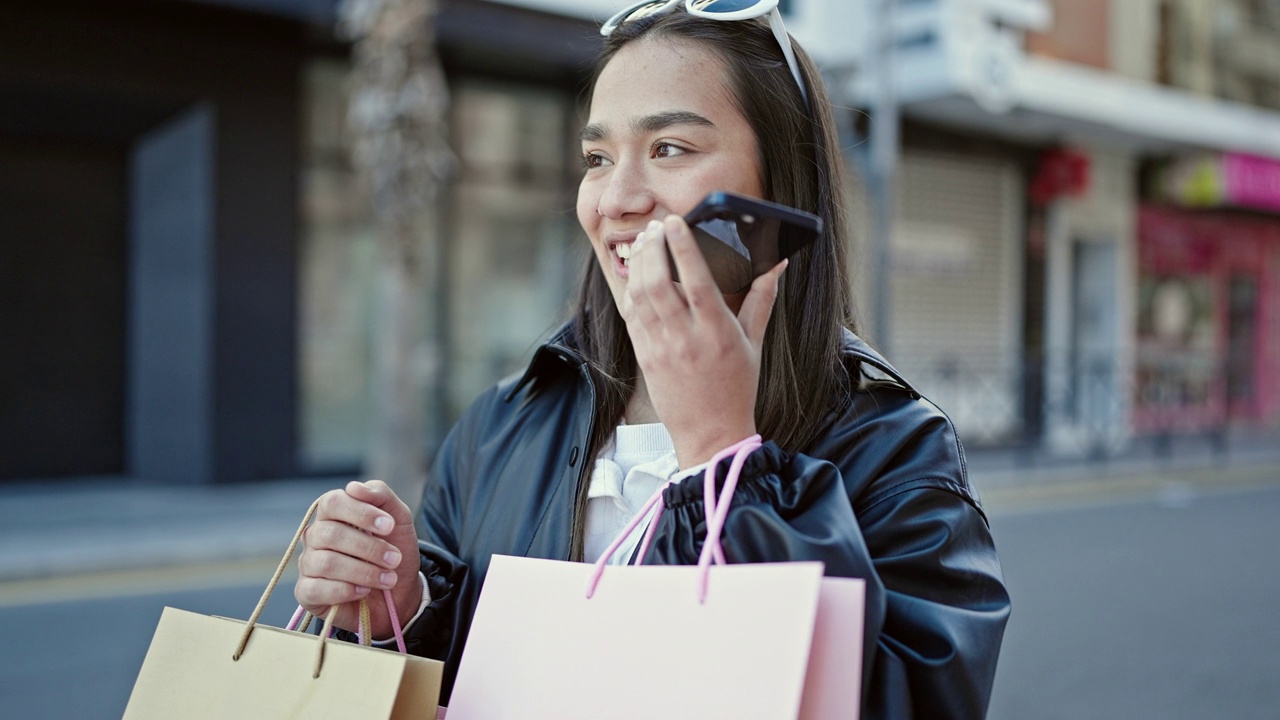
top-left (585, 434), bottom-right (763, 602)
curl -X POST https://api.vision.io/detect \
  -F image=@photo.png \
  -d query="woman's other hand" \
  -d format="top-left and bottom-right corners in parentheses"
top-left (622, 214), bottom-right (786, 468)
top-left (293, 480), bottom-right (421, 639)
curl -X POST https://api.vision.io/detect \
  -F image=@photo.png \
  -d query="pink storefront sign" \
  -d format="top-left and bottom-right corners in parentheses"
top-left (1223, 153), bottom-right (1280, 214)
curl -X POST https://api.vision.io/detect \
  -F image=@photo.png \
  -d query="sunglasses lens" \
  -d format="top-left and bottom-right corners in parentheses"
top-left (620, 1), bottom-right (674, 23)
top-left (692, 0), bottom-right (765, 13)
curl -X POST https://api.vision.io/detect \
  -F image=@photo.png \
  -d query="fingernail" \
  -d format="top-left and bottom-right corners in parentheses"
top-left (383, 549), bottom-right (402, 567)
top-left (647, 219), bottom-right (662, 232)
top-left (355, 586), bottom-right (371, 597)
top-left (379, 572), bottom-right (397, 588)
top-left (374, 516), bottom-right (393, 533)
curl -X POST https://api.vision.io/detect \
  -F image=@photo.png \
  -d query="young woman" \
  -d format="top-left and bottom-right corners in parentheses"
top-left (295, 3), bottom-right (1010, 716)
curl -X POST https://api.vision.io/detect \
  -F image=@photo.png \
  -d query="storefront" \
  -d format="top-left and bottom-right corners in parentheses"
top-left (1136, 152), bottom-right (1280, 433)
top-left (298, 3), bottom-right (594, 471)
top-left (877, 143), bottom-right (1027, 447)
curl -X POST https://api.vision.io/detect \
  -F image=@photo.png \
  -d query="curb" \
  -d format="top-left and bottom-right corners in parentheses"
top-left (0, 477), bottom-right (343, 584)
top-left (978, 461), bottom-right (1280, 515)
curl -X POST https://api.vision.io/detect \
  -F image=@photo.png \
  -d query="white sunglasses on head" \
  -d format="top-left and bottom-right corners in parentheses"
top-left (600, 0), bottom-right (810, 109)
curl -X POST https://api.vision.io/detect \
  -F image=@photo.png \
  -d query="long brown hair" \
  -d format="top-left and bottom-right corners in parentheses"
top-left (569, 8), bottom-right (856, 558)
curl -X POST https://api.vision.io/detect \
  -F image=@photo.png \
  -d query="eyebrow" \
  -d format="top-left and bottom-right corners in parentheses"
top-left (579, 110), bottom-right (717, 142)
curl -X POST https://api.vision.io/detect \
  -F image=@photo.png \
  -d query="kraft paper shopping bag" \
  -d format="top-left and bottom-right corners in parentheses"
top-left (124, 607), bottom-right (442, 719)
top-left (446, 436), bottom-right (865, 720)
top-left (123, 500), bottom-right (444, 720)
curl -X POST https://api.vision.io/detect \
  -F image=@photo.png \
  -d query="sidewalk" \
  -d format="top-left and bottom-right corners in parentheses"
top-left (1, 438), bottom-right (1277, 583)
top-left (0, 476), bottom-right (344, 582)
top-left (967, 429), bottom-right (1280, 512)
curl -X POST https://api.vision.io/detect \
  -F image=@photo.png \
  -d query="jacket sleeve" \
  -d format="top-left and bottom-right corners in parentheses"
top-left (644, 424), bottom-right (1010, 718)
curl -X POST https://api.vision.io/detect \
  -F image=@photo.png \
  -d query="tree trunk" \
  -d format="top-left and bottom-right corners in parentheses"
top-left (367, 215), bottom-right (427, 503)
top-left (339, 0), bottom-right (453, 506)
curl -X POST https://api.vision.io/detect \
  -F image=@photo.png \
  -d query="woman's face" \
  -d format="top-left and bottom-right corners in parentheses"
top-left (577, 36), bottom-right (766, 307)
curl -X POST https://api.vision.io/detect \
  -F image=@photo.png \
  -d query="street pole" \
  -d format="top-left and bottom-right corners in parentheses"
top-left (868, 0), bottom-right (898, 355)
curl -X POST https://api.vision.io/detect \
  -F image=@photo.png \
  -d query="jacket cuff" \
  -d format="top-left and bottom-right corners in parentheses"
top-left (661, 441), bottom-right (786, 510)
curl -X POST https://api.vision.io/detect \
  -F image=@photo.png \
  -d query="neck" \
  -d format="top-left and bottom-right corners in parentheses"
top-left (624, 373), bottom-right (660, 425)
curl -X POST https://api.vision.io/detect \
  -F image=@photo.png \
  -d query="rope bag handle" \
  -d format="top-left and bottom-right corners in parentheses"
top-left (233, 497), bottom-right (408, 678)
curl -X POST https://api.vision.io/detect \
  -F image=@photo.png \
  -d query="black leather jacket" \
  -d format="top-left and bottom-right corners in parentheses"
top-left (402, 322), bottom-right (1009, 718)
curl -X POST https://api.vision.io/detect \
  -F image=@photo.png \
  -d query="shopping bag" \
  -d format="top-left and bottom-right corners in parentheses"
top-left (123, 500), bottom-right (445, 720)
top-left (446, 436), bottom-right (865, 720)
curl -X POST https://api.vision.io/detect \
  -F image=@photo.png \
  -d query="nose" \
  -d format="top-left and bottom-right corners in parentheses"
top-left (596, 158), bottom-right (655, 220)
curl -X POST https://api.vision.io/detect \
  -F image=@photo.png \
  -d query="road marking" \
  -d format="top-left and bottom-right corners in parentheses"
top-left (0, 557), bottom-right (293, 608)
top-left (983, 463), bottom-right (1280, 516)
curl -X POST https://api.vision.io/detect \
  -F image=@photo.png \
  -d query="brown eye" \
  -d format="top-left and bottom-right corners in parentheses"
top-left (581, 152), bottom-right (610, 169)
top-left (652, 142), bottom-right (687, 159)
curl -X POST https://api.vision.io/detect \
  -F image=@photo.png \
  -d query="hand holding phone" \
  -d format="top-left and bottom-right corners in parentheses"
top-left (674, 191), bottom-right (822, 293)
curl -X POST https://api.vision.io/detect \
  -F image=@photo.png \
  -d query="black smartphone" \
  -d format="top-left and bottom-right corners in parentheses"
top-left (674, 191), bottom-right (822, 293)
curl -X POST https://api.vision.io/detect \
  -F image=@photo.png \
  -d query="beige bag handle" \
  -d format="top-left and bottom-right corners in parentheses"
top-left (231, 498), bottom-right (377, 678)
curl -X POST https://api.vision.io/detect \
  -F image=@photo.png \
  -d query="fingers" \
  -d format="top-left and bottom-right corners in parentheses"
top-left (626, 220), bottom-right (679, 328)
top-left (294, 576), bottom-right (372, 615)
top-left (295, 518), bottom-right (402, 615)
top-left (296, 481), bottom-right (418, 625)
top-left (659, 215), bottom-right (723, 316)
top-left (299, 544), bottom-right (399, 592)
top-left (628, 216), bottom-right (724, 328)
top-left (340, 480), bottom-right (415, 532)
top-left (312, 485), bottom-right (396, 537)
top-left (305, 519), bottom-right (403, 577)
top-left (737, 258), bottom-right (787, 348)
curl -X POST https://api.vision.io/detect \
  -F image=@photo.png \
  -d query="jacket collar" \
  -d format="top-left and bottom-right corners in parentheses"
top-left (505, 321), bottom-right (585, 401)
top-left (839, 328), bottom-right (918, 393)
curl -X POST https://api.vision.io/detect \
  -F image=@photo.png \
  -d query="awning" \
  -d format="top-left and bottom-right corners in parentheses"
top-left (848, 44), bottom-right (1280, 160)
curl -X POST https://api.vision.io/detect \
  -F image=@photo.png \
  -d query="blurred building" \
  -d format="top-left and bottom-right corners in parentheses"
top-left (1, 0), bottom-right (595, 483)
top-left (4, 0), bottom-right (1278, 485)
top-left (825, 0), bottom-right (1280, 457)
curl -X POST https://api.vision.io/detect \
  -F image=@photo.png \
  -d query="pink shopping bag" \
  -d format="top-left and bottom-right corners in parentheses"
top-left (446, 436), bottom-right (864, 719)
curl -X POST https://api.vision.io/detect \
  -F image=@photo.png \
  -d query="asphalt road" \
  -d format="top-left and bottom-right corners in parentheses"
top-left (0, 562), bottom-right (300, 719)
top-left (2, 484), bottom-right (1278, 719)
top-left (987, 483), bottom-right (1280, 720)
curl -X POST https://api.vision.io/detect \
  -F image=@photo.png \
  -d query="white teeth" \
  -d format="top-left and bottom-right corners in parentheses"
top-left (615, 243), bottom-right (633, 260)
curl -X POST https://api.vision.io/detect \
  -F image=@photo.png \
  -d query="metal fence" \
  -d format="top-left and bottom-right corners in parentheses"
top-left (899, 354), bottom-right (1277, 464)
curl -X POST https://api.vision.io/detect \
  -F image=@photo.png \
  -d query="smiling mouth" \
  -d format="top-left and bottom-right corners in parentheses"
top-left (615, 242), bottom-right (634, 266)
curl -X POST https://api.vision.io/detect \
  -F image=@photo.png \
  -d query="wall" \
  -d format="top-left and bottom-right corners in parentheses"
top-left (0, 139), bottom-right (127, 478)
top-left (1042, 148), bottom-right (1138, 455)
top-left (1025, 0), bottom-right (1112, 69)
top-left (0, 0), bottom-right (308, 482)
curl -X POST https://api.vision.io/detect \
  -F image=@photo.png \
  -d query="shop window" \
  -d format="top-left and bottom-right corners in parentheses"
top-left (443, 79), bottom-right (582, 422)
top-left (298, 62), bottom-right (582, 470)
top-left (1134, 275), bottom-right (1219, 430)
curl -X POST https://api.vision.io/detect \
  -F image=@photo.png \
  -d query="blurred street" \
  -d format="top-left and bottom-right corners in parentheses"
top-left (987, 470), bottom-right (1280, 720)
top-left (2, 457), bottom-right (1278, 719)
top-left (4, 2), bottom-right (1280, 718)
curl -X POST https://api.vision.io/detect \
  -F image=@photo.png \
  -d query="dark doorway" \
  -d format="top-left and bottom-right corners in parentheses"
top-left (1226, 275), bottom-right (1258, 418)
top-left (0, 137), bottom-right (128, 479)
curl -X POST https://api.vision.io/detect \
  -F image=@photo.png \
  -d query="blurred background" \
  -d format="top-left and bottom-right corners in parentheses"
top-left (1, 0), bottom-right (1278, 718)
